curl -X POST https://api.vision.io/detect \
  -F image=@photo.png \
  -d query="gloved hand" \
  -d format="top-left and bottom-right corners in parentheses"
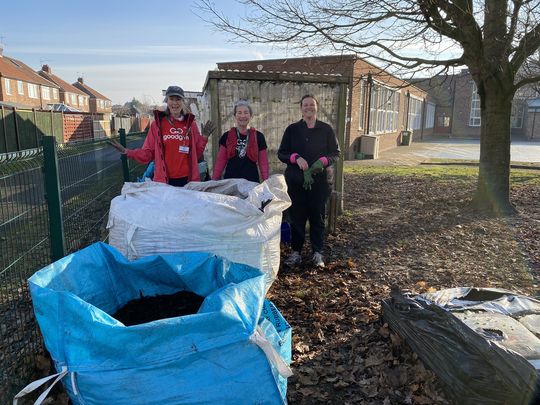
top-left (303, 168), bottom-right (314, 190)
top-left (310, 159), bottom-right (324, 174)
top-left (202, 120), bottom-right (217, 137)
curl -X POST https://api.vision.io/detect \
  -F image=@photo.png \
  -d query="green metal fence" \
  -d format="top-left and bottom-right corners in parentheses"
top-left (0, 130), bottom-right (146, 400)
top-left (0, 151), bottom-right (49, 399)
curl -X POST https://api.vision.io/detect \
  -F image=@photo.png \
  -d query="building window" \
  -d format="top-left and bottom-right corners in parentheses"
top-left (407, 97), bottom-right (423, 130)
top-left (78, 95), bottom-right (84, 106)
top-left (42, 86), bottom-right (50, 100)
top-left (438, 115), bottom-right (451, 127)
top-left (27, 83), bottom-right (38, 98)
top-left (358, 81), bottom-right (365, 130)
top-left (85, 98), bottom-right (88, 105)
top-left (511, 101), bottom-right (524, 128)
top-left (425, 102), bottom-right (435, 129)
top-left (469, 82), bottom-right (481, 127)
top-left (369, 83), bottom-right (399, 134)
top-left (70, 94), bottom-right (77, 105)
top-left (17, 80), bottom-right (24, 95)
top-left (4, 78), bottom-right (12, 95)
top-left (52, 88), bottom-right (58, 99)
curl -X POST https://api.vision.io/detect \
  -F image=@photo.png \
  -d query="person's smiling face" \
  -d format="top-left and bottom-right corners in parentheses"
top-left (167, 95), bottom-right (185, 117)
top-left (301, 97), bottom-right (318, 121)
top-left (234, 105), bottom-right (252, 129)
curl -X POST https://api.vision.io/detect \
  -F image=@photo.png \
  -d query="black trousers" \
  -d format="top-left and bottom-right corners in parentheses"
top-left (287, 179), bottom-right (330, 254)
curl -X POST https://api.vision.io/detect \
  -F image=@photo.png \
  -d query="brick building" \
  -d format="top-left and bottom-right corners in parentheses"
top-left (218, 55), bottom-right (434, 159)
top-left (0, 50), bottom-right (61, 109)
top-left (37, 65), bottom-right (90, 112)
top-left (73, 78), bottom-right (112, 117)
top-left (413, 70), bottom-right (538, 139)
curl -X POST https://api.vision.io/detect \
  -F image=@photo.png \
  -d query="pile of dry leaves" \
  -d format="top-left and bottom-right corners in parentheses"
top-left (268, 169), bottom-right (540, 404)
top-left (24, 167), bottom-right (540, 405)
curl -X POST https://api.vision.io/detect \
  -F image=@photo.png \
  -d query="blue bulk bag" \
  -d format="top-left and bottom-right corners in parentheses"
top-left (22, 243), bottom-right (292, 404)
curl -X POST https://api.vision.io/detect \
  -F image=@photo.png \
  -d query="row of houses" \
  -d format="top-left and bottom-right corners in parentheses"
top-left (0, 47), bottom-right (112, 116)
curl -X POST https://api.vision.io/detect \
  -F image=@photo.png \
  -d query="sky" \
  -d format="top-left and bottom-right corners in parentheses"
top-left (1, 0), bottom-right (289, 105)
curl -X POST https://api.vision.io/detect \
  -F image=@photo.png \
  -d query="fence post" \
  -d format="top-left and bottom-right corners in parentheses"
top-left (1, 105), bottom-right (7, 152)
top-left (33, 108), bottom-right (39, 147)
top-left (13, 107), bottom-right (21, 150)
top-left (42, 135), bottom-right (66, 261)
top-left (326, 190), bottom-right (338, 234)
top-left (50, 109), bottom-right (54, 138)
top-left (119, 128), bottom-right (129, 182)
top-left (335, 82), bottom-right (347, 214)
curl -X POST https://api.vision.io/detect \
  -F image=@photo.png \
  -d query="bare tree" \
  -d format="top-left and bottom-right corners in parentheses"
top-left (197, 0), bottom-right (540, 215)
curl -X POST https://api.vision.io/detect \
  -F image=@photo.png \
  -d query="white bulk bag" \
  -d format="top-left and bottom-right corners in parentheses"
top-left (107, 175), bottom-right (291, 288)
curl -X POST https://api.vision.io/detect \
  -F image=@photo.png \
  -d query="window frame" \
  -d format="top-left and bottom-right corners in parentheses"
top-left (4, 78), bottom-right (12, 95)
top-left (469, 82), bottom-right (481, 127)
top-left (369, 82), bottom-right (400, 134)
top-left (425, 102), bottom-right (435, 129)
top-left (27, 83), bottom-right (38, 99)
top-left (42, 86), bottom-right (50, 100)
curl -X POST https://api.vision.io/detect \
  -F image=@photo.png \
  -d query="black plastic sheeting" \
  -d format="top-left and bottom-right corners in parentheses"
top-left (382, 287), bottom-right (540, 405)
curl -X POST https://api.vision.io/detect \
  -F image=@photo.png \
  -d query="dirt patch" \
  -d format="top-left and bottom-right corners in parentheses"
top-left (268, 170), bottom-right (540, 404)
top-left (111, 291), bottom-right (205, 326)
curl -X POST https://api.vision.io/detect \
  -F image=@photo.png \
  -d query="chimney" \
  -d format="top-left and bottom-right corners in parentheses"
top-left (77, 77), bottom-right (84, 84)
top-left (42, 64), bottom-right (51, 73)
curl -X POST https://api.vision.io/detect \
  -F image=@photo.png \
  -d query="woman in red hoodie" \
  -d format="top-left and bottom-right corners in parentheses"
top-left (211, 100), bottom-right (269, 183)
top-left (110, 86), bottom-right (215, 187)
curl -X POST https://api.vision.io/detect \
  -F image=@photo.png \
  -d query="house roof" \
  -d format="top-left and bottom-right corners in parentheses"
top-left (0, 56), bottom-right (59, 87)
top-left (38, 67), bottom-right (87, 95)
top-left (72, 78), bottom-right (110, 101)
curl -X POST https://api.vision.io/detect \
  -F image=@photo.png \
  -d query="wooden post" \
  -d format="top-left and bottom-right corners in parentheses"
top-left (33, 108), bottom-right (39, 147)
top-left (1, 105), bottom-right (7, 152)
top-left (50, 109), bottom-right (54, 138)
top-left (335, 82), bottom-right (347, 215)
top-left (13, 107), bottom-right (21, 150)
top-left (208, 78), bottom-right (221, 167)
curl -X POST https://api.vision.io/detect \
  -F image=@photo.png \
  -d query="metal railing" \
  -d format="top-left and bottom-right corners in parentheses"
top-left (0, 130), bottom-right (146, 400)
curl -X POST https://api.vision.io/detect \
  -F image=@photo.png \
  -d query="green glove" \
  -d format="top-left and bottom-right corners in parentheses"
top-left (303, 168), bottom-right (314, 190)
top-left (310, 159), bottom-right (324, 175)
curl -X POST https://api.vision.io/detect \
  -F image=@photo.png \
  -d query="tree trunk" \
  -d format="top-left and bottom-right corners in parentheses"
top-left (472, 81), bottom-right (515, 215)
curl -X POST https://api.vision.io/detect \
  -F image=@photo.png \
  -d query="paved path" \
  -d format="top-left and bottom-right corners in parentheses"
top-left (349, 137), bottom-right (540, 167)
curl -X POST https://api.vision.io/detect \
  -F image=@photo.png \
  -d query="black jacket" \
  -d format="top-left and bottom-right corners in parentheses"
top-left (278, 119), bottom-right (340, 184)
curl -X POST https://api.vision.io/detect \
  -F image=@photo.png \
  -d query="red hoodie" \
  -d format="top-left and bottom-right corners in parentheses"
top-left (126, 110), bottom-right (207, 183)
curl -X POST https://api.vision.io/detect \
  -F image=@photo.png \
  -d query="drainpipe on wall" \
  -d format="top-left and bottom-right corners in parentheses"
top-left (405, 90), bottom-right (411, 131)
top-left (450, 79), bottom-right (456, 137)
top-left (420, 97), bottom-right (426, 140)
top-left (365, 73), bottom-right (373, 135)
top-left (531, 109), bottom-right (538, 140)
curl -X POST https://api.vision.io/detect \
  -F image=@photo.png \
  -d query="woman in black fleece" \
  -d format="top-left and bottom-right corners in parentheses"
top-left (278, 95), bottom-right (340, 268)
